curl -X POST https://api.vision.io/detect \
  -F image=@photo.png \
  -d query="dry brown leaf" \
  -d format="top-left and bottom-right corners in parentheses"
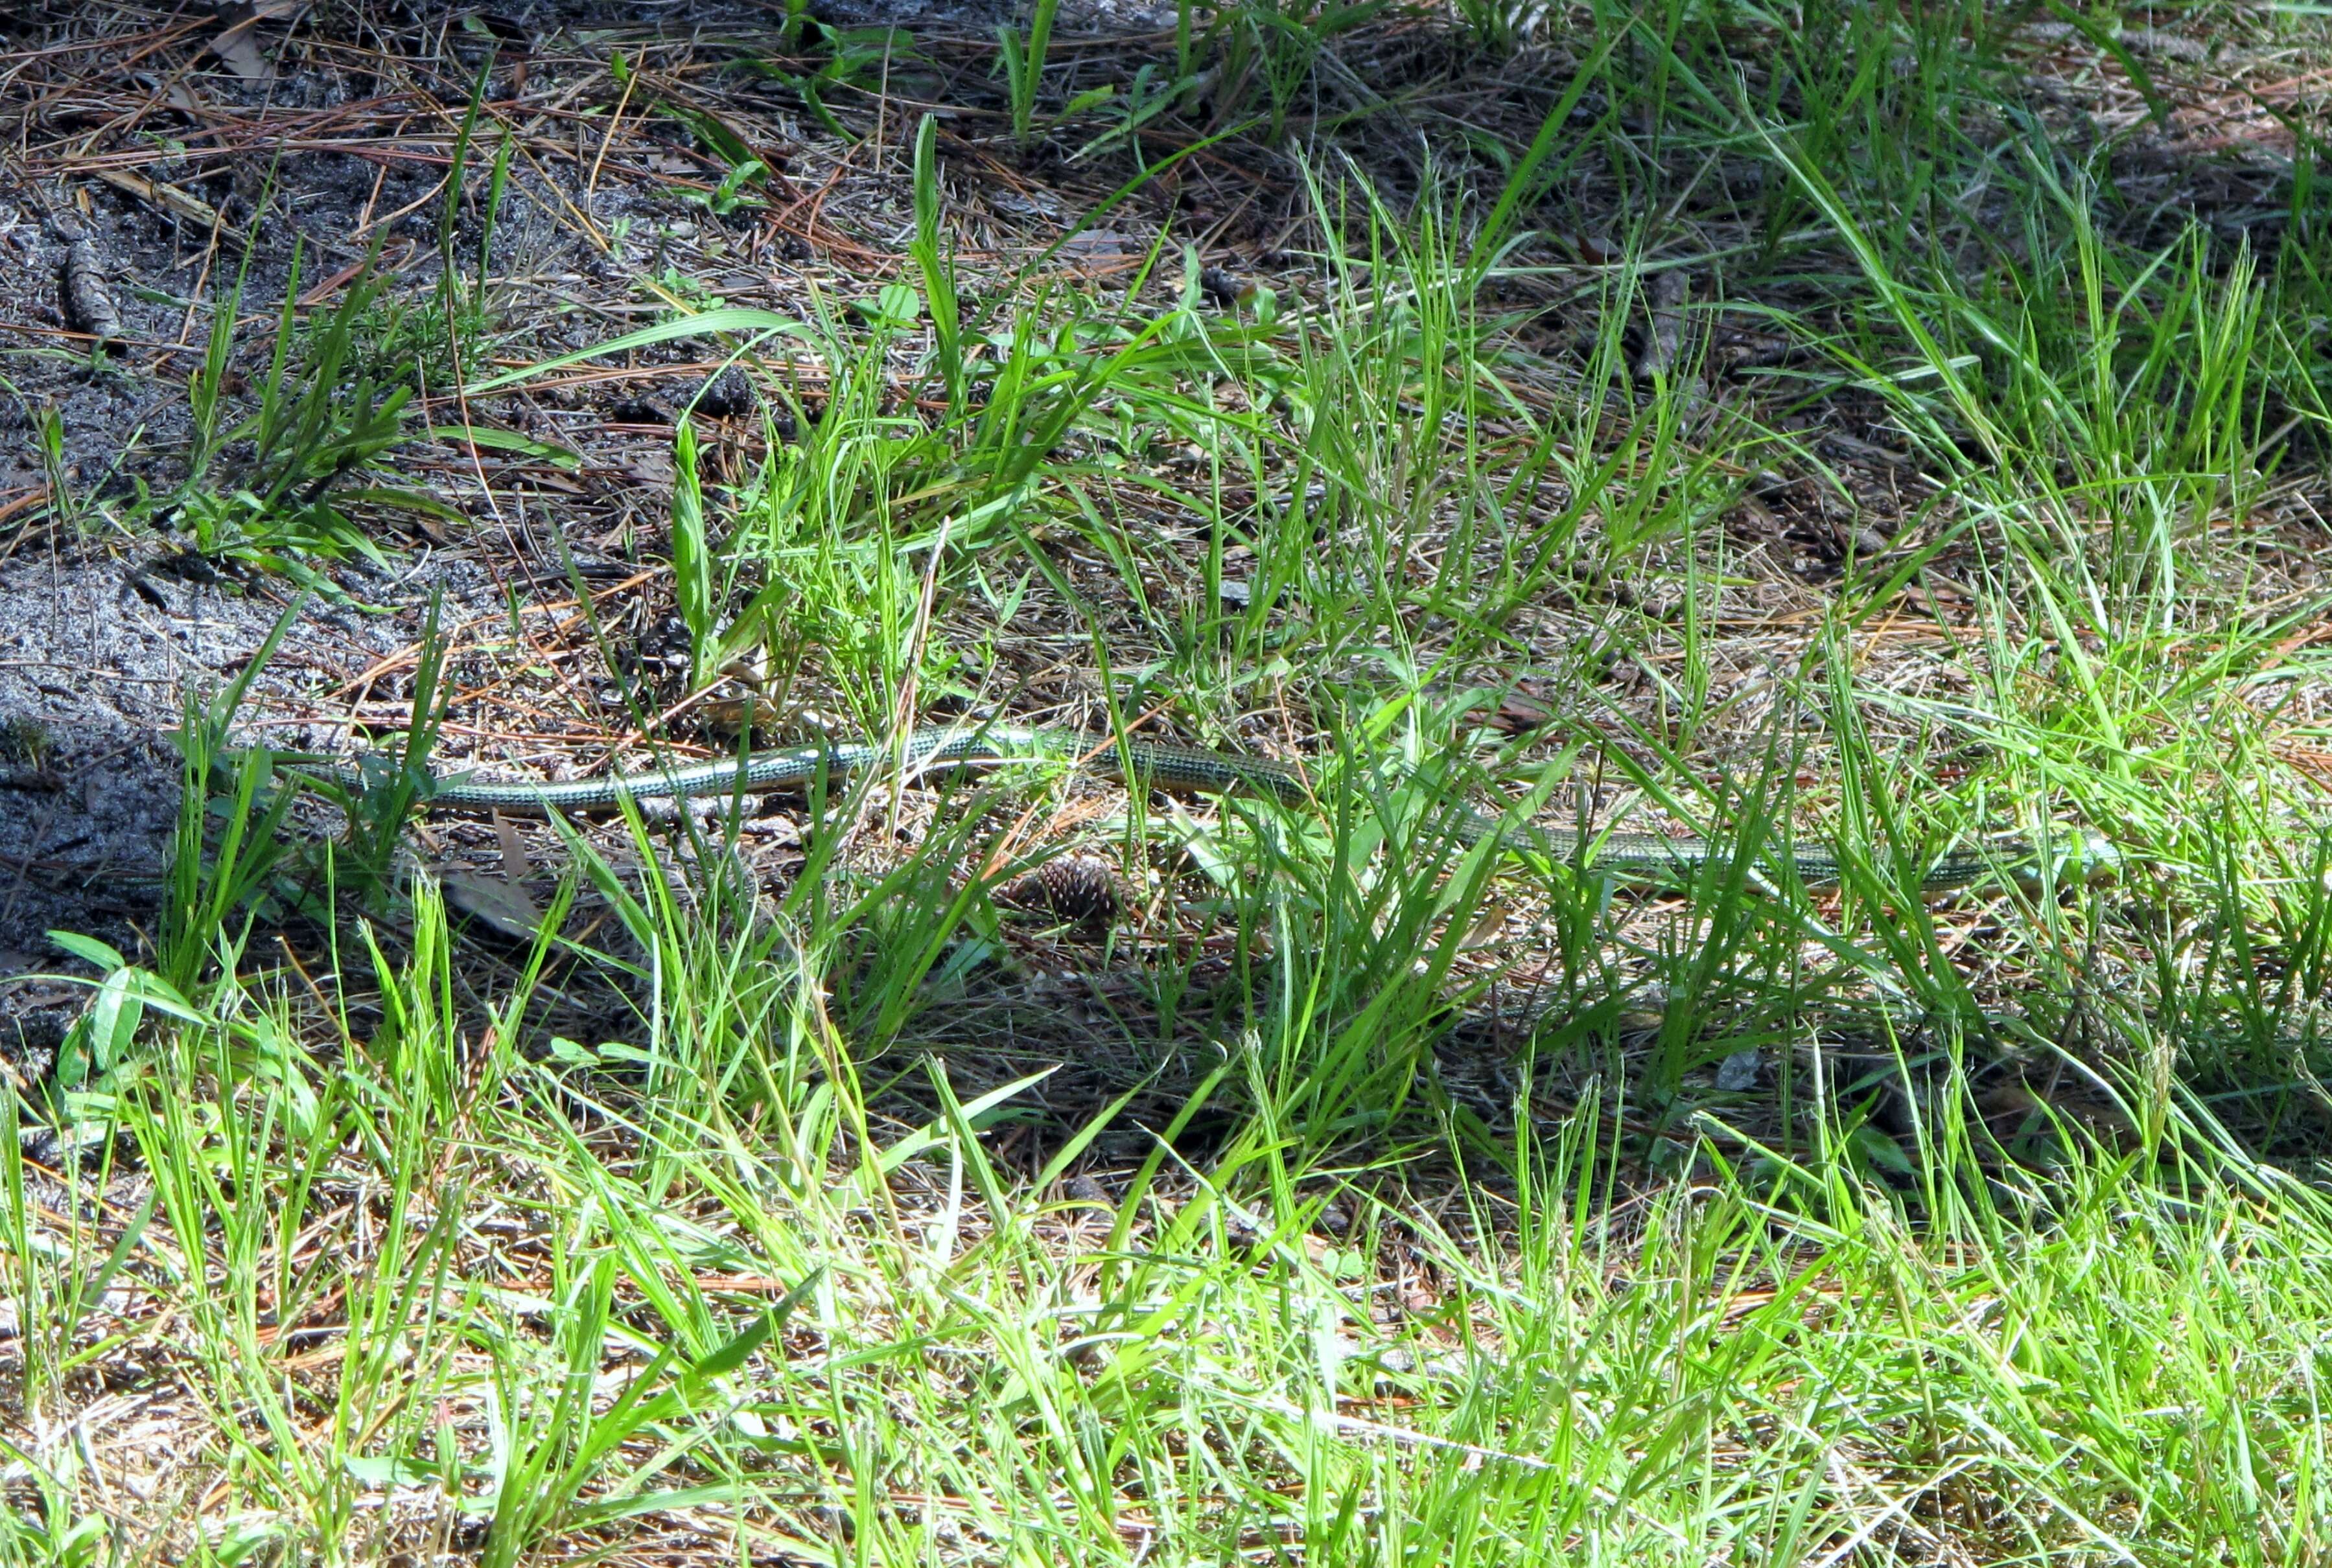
top-left (439, 867), bottom-right (545, 941)
top-left (210, 1), bottom-right (310, 82)
top-left (209, 18), bottom-right (272, 80)
top-left (491, 813), bottom-right (531, 884)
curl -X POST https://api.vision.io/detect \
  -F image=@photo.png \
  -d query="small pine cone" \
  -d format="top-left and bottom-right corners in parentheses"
top-left (997, 853), bottom-right (1122, 927)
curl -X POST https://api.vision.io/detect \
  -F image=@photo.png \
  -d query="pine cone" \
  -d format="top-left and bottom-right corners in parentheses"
top-left (998, 853), bottom-right (1122, 927)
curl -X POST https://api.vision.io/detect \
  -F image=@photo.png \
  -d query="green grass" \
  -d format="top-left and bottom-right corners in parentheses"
top-left (7, 1), bottom-right (2332, 1562)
